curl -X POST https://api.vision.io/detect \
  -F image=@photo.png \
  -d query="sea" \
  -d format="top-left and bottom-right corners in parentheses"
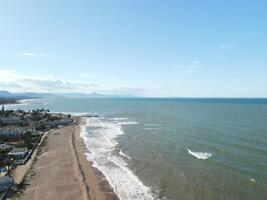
top-left (7, 98), bottom-right (267, 200)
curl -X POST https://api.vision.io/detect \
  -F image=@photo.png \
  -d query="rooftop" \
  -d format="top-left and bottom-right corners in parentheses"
top-left (9, 148), bottom-right (28, 153)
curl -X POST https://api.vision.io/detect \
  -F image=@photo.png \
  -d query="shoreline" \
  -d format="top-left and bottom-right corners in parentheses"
top-left (73, 118), bottom-right (119, 200)
top-left (15, 117), bottom-right (118, 200)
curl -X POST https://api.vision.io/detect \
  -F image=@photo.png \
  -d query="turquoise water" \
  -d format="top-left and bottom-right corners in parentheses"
top-left (8, 98), bottom-right (267, 200)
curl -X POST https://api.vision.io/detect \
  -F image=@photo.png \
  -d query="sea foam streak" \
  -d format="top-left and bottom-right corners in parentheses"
top-left (119, 121), bottom-right (139, 125)
top-left (187, 149), bottom-right (213, 160)
top-left (80, 117), bottom-right (155, 200)
top-left (250, 178), bottom-right (256, 182)
top-left (119, 150), bottom-right (132, 160)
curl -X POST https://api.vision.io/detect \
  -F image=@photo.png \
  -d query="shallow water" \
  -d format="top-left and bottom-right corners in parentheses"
top-left (8, 98), bottom-right (267, 200)
top-left (80, 117), bottom-right (154, 200)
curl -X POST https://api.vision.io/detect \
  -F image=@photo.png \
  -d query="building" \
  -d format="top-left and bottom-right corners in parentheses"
top-left (47, 118), bottom-right (73, 126)
top-left (0, 115), bottom-right (22, 125)
top-left (8, 148), bottom-right (28, 164)
top-left (0, 143), bottom-right (14, 152)
top-left (0, 127), bottom-right (36, 138)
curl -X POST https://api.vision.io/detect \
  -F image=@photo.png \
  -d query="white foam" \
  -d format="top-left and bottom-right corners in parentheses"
top-left (250, 178), bottom-right (256, 182)
top-left (187, 149), bottom-right (213, 160)
top-left (111, 117), bottom-right (129, 121)
top-left (57, 112), bottom-right (90, 116)
top-left (143, 127), bottom-right (160, 130)
top-left (119, 150), bottom-right (132, 160)
top-left (80, 117), bottom-right (155, 200)
top-left (119, 121), bottom-right (139, 125)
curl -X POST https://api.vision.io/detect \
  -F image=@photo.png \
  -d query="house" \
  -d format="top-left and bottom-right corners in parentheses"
top-left (47, 118), bottom-right (73, 126)
top-left (0, 127), bottom-right (36, 138)
top-left (0, 143), bottom-right (14, 152)
top-left (0, 116), bottom-right (22, 125)
top-left (0, 128), bottom-right (24, 138)
top-left (8, 148), bottom-right (28, 164)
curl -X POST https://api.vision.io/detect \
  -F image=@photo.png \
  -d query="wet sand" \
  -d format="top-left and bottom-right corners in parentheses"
top-left (19, 119), bottom-right (118, 200)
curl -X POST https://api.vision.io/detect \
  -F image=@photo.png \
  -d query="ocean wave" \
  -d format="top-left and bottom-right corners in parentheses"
top-left (250, 178), bottom-right (256, 182)
top-left (143, 127), bottom-right (160, 130)
top-left (56, 112), bottom-right (90, 116)
top-left (119, 150), bottom-right (132, 160)
top-left (187, 149), bottom-right (213, 160)
top-left (111, 117), bottom-right (129, 121)
top-left (110, 117), bottom-right (139, 125)
top-left (80, 117), bottom-right (155, 200)
top-left (119, 121), bottom-right (139, 125)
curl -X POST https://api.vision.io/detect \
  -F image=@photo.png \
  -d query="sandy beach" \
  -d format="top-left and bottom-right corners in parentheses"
top-left (18, 118), bottom-right (118, 200)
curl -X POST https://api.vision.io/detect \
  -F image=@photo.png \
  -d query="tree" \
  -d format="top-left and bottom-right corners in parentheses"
top-left (22, 131), bottom-right (32, 148)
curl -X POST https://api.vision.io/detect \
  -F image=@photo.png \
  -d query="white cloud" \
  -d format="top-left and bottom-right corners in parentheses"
top-left (0, 69), bottom-right (18, 81)
top-left (0, 69), bottom-right (149, 96)
top-left (0, 69), bottom-right (98, 93)
top-left (20, 52), bottom-right (54, 57)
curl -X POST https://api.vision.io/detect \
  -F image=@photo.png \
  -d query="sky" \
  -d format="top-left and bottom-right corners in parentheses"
top-left (0, 0), bottom-right (267, 97)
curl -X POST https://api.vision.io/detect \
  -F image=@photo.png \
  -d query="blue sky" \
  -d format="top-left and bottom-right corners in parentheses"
top-left (0, 0), bottom-right (267, 97)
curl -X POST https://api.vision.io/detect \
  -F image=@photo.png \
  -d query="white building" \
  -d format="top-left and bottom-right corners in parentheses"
top-left (8, 148), bottom-right (29, 164)
top-left (0, 127), bottom-right (36, 138)
top-left (0, 116), bottom-right (22, 125)
top-left (0, 143), bottom-right (14, 152)
top-left (47, 118), bottom-right (72, 126)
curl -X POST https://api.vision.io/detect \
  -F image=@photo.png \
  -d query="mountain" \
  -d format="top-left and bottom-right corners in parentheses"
top-left (0, 90), bottom-right (53, 99)
top-left (13, 92), bottom-right (54, 99)
top-left (0, 90), bottom-right (138, 99)
top-left (0, 90), bottom-right (14, 98)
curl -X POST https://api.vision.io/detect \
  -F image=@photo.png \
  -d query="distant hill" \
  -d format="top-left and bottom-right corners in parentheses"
top-left (0, 90), bottom-right (138, 99)
top-left (0, 90), bottom-right (14, 98)
top-left (0, 90), bottom-right (53, 99)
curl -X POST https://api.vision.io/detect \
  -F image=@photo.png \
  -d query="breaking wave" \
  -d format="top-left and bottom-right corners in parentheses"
top-left (119, 150), bottom-right (132, 160)
top-left (187, 149), bottom-right (213, 160)
top-left (119, 121), bottom-right (139, 125)
top-left (80, 117), bottom-right (155, 200)
top-left (250, 178), bottom-right (256, 182)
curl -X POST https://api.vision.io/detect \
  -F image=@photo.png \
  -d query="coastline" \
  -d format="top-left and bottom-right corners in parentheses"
top-left (16, 117), bottom-right (118, 200)
top-left (73, 118), bottom-right (119, 200)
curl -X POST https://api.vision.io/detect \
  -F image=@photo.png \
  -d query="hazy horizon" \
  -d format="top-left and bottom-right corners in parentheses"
top-left (2, 89), bottom-right (267, 99)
